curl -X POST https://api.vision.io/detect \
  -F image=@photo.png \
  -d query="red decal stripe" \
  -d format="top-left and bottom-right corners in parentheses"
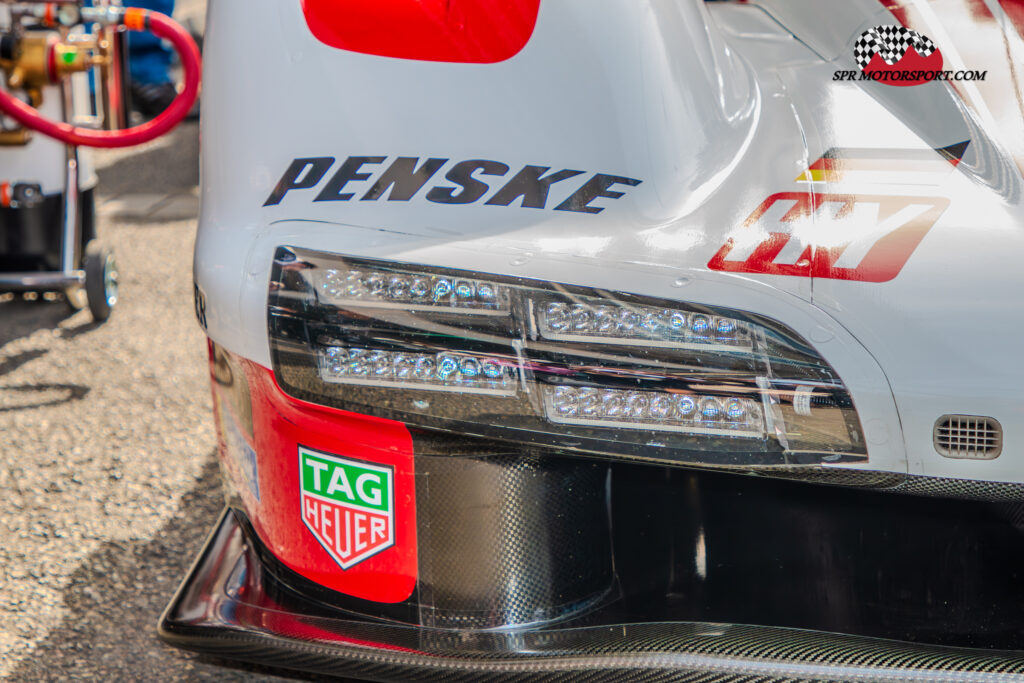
top-left (300, 0), bottom-right (541, 63)
top-left (213, 351), bottom-right (417, 604)
top-left (999, 0), bottom-right (1024, 37)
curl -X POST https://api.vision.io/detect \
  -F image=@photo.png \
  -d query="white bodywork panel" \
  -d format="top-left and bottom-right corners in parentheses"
top-left (196, 0), bottom-right (1024, 483)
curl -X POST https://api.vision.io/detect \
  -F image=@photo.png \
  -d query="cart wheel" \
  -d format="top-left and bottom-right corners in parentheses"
top-left (84, 241), bottom-right (119, 322)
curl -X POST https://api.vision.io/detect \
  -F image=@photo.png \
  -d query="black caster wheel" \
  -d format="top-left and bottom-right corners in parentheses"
top-left (84, 240), bottom-right (119, 322)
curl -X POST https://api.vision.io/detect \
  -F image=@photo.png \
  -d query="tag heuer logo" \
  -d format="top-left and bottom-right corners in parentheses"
top-left (299, 447), bottom-right (394, 570)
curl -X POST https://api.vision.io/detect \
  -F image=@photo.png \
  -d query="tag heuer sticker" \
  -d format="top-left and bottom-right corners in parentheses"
top-left (299, 446), bottom-right (394, 570)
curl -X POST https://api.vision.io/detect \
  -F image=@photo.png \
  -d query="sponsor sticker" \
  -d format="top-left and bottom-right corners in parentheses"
top-left (793, 145), bottom-right (966, 186)
top-left (832, 25), bottom-right (986, 86)
top-left (708, 191), bottom-right (949, 282)
top-left (299, 446), bottom-right (395, 570)
top-left (709, 147), bottom-right (958, 282)
top-left (193, 282), bottom-right (207, 330)
top-left (794, 386), bottom-right (815, 418)
top-left (218, 393), bottom-right (260, 501)
top-left (263, 155), bottom-right (642, 213)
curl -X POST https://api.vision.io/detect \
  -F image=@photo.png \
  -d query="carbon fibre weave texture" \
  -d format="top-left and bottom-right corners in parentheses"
top-left (887, 476), bottom-right (1024, 501)
top-left (747, 468), bottom-right (1024, 502)
top-left (161, 509), bottom-right (1024, 681)
top-left (165, 620), bottom-right (1024, 682)
top-left (415, 454), bottom-right (613, 629)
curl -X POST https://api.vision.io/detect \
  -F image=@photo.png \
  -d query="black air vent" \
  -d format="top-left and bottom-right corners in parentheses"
top-left (934, 415), bottom-right (1002, 460)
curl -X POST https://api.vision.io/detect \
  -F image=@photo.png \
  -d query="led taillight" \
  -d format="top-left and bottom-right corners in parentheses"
top-left (269, 247), bottom-right (867, 467)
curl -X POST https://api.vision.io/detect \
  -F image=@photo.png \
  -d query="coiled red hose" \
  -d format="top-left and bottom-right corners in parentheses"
top-left (0, 9), bottom-right (201, 148)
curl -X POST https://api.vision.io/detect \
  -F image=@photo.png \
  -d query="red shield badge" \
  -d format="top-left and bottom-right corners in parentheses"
top-left (299, 447), bottom-right (394, 570)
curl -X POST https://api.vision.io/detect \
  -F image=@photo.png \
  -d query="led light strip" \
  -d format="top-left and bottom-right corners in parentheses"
top-left (273, 248), bottom-right (868, 453)
top-left (319, 346), bottom-right (519, 396)
top-left (535, 299), bottom-right (753, 352)
top-left (316, 267), bottom-right (511, 315)
top-left (543, 385), bottom-right (765, 437)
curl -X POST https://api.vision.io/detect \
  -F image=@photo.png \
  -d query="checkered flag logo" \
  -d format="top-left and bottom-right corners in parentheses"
top-left (854, 25), bottom-right (937, 70)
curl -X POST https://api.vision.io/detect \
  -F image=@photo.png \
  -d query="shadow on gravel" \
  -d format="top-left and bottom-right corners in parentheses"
top-left (0, 298), bottom-right (77, 346)
top-left (10, 455), bottom-right (332, 682)
top-left (96, 122), bottom-right (199, 198)
top-left (0, 349), bottom-right (49, 376)
top-left (0, 383), bottom-right (90, 412)
top-left (57, 321), bottom-right (103, 341)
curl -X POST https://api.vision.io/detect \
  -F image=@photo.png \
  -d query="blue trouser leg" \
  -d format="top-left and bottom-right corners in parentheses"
top-left (128, 0), bottom-right (176, 85)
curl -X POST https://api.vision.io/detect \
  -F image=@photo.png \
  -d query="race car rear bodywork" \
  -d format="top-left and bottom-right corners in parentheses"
top-left (161, 0), bottom-right (1024, 679)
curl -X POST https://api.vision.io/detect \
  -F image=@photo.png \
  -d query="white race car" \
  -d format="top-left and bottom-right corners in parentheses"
top-left (13, 0), bottom-right (1024, 680)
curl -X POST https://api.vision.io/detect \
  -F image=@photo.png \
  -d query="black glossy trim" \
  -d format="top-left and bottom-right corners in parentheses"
top-left (0, 187), bottom-right (95, 275)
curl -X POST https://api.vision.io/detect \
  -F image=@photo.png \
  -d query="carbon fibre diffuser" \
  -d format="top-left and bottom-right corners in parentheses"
top-left (161, 493), bottom-right (1024, 682)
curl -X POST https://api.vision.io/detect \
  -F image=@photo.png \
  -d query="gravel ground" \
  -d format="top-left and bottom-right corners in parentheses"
top-left (0, 107), bottom-right (303, 683)
top-left (1, 3), bottom-right (344, 679)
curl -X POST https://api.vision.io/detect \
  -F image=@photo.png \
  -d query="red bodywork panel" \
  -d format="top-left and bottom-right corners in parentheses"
top-left (300, 0), bottom-right (541, 63)
top-left (211, 349), bottom-right (417, 604)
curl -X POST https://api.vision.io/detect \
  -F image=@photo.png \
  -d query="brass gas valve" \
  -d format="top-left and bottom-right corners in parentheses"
top-left (1, 31), bottom-right (97, 105)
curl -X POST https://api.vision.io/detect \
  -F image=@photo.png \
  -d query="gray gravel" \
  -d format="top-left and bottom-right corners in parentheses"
top-left (0, 2), bottom-right (346, 678)
top-left (0, 119), bottom-right (303, 681)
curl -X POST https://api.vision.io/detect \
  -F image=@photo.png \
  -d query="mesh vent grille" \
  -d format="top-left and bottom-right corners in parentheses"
top-left (934, 415), bottom-right (1002, 460)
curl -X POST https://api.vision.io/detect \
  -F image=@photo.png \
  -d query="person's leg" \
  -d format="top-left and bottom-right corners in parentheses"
top-left (128, 0), bottom-right (177, 116)
top-left (129, 0), bottom-right (175, 85)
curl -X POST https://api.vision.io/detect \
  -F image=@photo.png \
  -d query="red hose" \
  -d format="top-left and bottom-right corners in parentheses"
top-left (0, 10), bottom-right (201, 148)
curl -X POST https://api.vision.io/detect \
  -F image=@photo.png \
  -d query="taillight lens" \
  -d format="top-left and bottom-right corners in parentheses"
top-left (269, 246), bottom-right (866, 467)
